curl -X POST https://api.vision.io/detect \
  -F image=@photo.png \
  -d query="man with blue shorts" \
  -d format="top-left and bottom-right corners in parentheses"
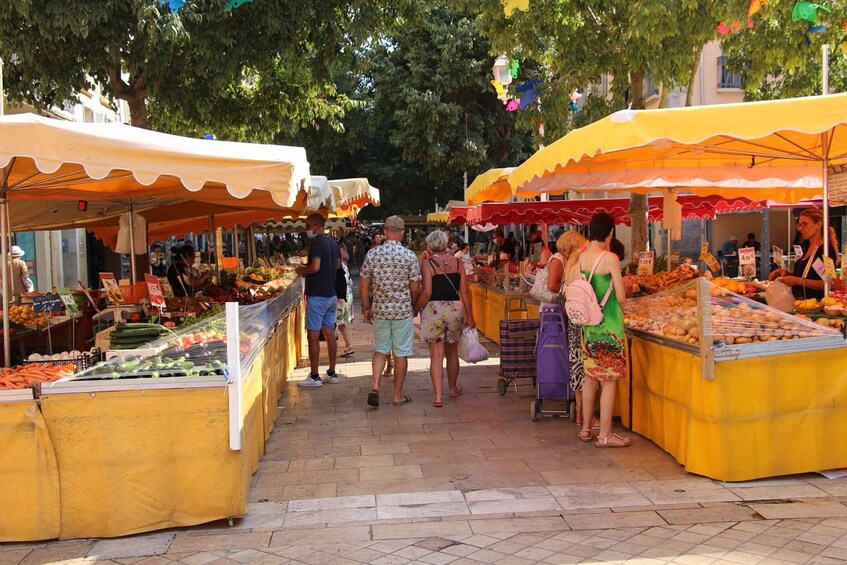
top-left (296, 213), bottom-right (342, 387)
top-left (359, 216), bottom-right (421, 407)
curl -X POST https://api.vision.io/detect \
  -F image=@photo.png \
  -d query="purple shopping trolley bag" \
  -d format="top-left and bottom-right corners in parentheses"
top-left (536, 304), bottom-right (571, 400)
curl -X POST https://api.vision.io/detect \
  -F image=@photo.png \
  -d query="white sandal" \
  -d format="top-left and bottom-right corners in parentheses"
top-left (594, 433), bottom-right (631, 448)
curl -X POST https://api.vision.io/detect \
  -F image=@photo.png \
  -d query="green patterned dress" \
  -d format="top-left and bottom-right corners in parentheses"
top-left (580, 271), bottom-right (627, 381)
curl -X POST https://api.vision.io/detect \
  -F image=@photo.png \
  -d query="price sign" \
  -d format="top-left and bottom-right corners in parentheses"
top-left (738, 247), bottom-right (756, 278)
top-left (842, 244), bottom-right (847, 281)
top-left (812, 258), bottom-right (826, 279)
top-left (144, 274), bottom-right (166, 308)
top-left (637, 251), bottom-right (654, 276)
top-left (99, 272), bottom-right (124, 304)
top-left (702, 252), bottom-right (721, 272)
top-left (57, 288), bottom-right (79, 315)
top-left (33, 293), bottom-right (64, 314)
top-left (699, 242), bottom-right (710, 258)
top-left (773, 246), bottom-right (784, 268)
top-left (823, 256), bottom-right (837, 279)
top-left (669, 251), bottom-right (680, 269)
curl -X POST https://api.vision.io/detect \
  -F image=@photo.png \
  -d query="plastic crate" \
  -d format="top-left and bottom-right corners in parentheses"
top-left (22, 349), bottom-right (101, 373)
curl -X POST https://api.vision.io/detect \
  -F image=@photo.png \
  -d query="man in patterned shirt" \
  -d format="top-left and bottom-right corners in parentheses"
top-left (360, 216), bottom-right (422, 407)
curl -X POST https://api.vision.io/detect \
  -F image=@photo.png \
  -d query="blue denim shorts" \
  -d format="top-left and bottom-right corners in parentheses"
top-left (306, 296), bottom-right (337, 331)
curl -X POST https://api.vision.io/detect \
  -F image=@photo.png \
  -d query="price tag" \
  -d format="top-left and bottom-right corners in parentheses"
top-left (99, 273), bottom-right (124, 304)
top-left (824, 256), bottom-right (836, 279)
top-left (669, 251), bottom-right (680, 268)
top-left (637, 251), bottom-right (654, 276)
top-left (33, 293), bottom-right (64, 314)
top-left (702, 252), bottom-right (721, 272)
top-left (57, 288), bottom-right (79, 315)
top-left (699, 242), bottom-right (710, 258)
top-left (812, 258), bottom-right (826, 279)
top-left (842, 244), bottom-right (847, 281)
top-left (144, 274), bottom-right (166, 308)
top-left (738, 246), bottom-right (756, 278)
top-left (793, 245), bottom-right (804, 258)
top-left (773, 246), bottom-right (784, 268)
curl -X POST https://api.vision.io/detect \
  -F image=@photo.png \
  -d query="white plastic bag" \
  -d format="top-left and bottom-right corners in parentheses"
top-left (765, 281), bottom-right (794, 312)
top-left (458, 328), bottom-right (489, 364)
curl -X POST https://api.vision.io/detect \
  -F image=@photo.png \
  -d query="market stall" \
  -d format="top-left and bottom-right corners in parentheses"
top-left (624, 277), bottom-right (847, 481)
top-left (508, 93), bottom-right (847, 480)
top-left (0, 276), bottom-right (304, 541)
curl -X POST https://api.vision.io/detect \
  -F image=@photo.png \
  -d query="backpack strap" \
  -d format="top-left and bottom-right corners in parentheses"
top-left (583, 251), bottom-right (615, 308)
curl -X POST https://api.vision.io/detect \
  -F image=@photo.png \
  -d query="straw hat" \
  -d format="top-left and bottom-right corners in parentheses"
top-left (10, 246), bottom-right (25, 258)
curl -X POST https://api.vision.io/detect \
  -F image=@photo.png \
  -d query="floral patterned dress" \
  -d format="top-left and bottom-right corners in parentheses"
top-left (336, 263), bottom-right (354, 325)
top-left (580, 271), bottom-right (627, 381)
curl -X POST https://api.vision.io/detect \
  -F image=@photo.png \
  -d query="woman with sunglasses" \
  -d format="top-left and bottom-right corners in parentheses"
top-left (769, 208), bottom-right (839, 300)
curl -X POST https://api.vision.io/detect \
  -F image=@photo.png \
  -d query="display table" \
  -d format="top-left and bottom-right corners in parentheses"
top-left (0, 279), bottom-right (304, 541)
top-left (630, 335), bottom-right (847, 481)
top-left (470, 283), bottom-right (530, 344)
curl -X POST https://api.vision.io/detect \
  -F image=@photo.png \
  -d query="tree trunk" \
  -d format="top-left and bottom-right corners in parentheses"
top-left (628, 68), bottom-right (649, 255)
top-left (685, 44), bottom-right (704, 107)
top-left (125, 93), bottom-right (152, 129)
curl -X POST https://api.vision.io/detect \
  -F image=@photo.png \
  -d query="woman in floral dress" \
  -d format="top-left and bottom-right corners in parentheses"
top-left (336, 240), bottom-right (355, 357)
top-left (414, 231), bottom-right (476, 407)
top-left (567, 213), bottom-right (630, 448)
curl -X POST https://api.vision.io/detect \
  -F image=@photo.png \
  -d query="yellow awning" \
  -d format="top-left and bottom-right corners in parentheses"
top-left (512, 93), bottom-right (847, 203)
top-left (465, 168), bottom-right (515, 204)
top-left (426, 211), bottom-right (450, 223)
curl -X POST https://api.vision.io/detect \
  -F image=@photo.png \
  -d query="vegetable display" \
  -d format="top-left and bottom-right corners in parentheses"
top-left (0, 363), bottom-right (76, 389)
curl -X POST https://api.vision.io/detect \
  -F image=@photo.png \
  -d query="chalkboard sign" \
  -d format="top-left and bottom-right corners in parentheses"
top-left (33, 294), bottom-right (64, 314)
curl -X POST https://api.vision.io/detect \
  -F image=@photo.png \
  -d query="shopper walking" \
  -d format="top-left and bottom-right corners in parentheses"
top-left (414, 231), bottom-right (475, 407)
top-left (567, 213), bottom-right (630, 448)
top-left (360, 216), bottom-right (421, 407)
top-left (552, 231), bottom-right (589, 426)
top-left (296, 213), bottom-right (343, 387)
top-left (336, 239), bottom-right (355, 357)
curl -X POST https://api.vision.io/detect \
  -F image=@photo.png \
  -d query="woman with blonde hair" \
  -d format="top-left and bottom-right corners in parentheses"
top-left (547, 230), bottom-right (589, 425)
top-left (414, 230), bottom-right (476, 407)
top-left (770, 207), bottom-right (839, 299)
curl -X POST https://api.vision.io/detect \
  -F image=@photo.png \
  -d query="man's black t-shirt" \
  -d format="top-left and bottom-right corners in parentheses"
top-left (305, 235), bottom-right (340, 297)
top-left (500, 239), bottom-right (516, 261)
top-left (167, 264), bottom-right (190, 297)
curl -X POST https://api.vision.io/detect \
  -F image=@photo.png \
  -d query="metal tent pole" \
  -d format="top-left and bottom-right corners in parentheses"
top-left (127, 203), bottom-right (137, 284)
top-left (0, 192), bottom-right (9, 367)
top-left (822, 44), bottom-right (831, 296)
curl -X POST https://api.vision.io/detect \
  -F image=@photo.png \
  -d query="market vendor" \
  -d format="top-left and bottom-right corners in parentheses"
top-left (768, 208), bottom-right (838, 300)
top-left (168, 245), bottom-right (210, 297)
top-left (493, 229), bottom-right (516, 266)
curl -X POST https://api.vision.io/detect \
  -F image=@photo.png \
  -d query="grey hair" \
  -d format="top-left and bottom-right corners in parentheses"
top-left (426, 230), bottom-right (449, 252)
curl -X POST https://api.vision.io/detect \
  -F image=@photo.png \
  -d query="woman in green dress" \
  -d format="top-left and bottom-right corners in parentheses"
top-left (568, 212), bottom-right (630, 448)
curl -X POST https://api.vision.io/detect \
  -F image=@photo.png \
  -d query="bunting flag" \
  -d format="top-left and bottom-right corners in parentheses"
top-left (159, 0), bottom-right (186, 11)
top-left (515, 79), bottom-right (541, 110)
top-left (792, 2), bottom-right (830, 24)
top-left (748, 0), bottom-right (765, 17)
top-left (501, 0), bottom-right (530, 17)
top-left (509, 59), bottom-right (520, 79)
top-left (490, 80), bottom-right (505, 97)
top-left (224, 0), bottom-right (254, 12)
top-left (506, 100), bottom-right (520, 112)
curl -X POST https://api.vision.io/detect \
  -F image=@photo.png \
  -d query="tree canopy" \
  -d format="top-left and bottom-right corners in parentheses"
top-left (0, 0), bottom-right (404, 136)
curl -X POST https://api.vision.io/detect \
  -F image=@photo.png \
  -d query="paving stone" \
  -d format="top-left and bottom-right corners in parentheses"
top-left (467, 516), bottom-right (568, 534)
top-left (87, 535), bottom-right (174, 560)
top-left (373, 521), bottom-right (471, 540)
top-left (377, 490), bottom-right (465, 506)
top-left (659, 505), bottom-right (760, 525)
top-left (377, 502), bottom-right (471, 520)
top-left (287, 494), bottom-right (375, 512)
top-left (565, 510), bottom-right (667, 531)
top-left (269, 526), bottom-right (372, 546)
top-left (749, 501), bottom-right (847, 520)
top-left (168, 533), bottom-right (271, 554)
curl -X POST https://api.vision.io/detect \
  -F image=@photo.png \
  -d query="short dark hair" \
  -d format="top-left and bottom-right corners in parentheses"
top-left (747, 233), bottom-right (755, 240)
top-left (493, 229), bottom-right (504, 238)
top-left (610, 238), bottom-right (625, 261)
top-left (306, 213), bottom-right (326, 227)
top-left (177, 245), bottom-right (194, 260)
top-left (588, 212), bottom-right (615, 242)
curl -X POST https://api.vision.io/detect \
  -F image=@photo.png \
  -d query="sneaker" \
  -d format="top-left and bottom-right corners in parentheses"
top-left (298, 374), bottom-right (323, 387)
top-left (325, 371), bottom-right (344, 384)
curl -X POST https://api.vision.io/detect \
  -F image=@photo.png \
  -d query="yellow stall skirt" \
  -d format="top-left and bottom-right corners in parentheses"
top-left (0, 399), bottom-right (61, 541)
top-left (631, 336), bottom-right (847, 482)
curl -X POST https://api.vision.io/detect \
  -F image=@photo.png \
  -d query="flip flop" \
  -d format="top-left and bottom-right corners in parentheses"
top-left (449, 386), bottom-right (464, 398)
top-left (432, 398), bottom-right (444, 407)
top-left (594, 433), bottom-right (631, 448)
top-left (392, 396), bottom-right (413, 406)
top-left (340, 348), bottom-right (355, 357)
top-left (578, 429), bottom-right (593, 442)
top-left (367, 391), bottom-right (380, 407)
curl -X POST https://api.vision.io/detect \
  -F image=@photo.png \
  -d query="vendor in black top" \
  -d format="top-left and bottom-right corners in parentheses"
top-left (168, 245), bottom-right (210, 297)
top-left (493, 229), bottom-right (516, 266)
top-left (769, 208), bottom-right (838, 300)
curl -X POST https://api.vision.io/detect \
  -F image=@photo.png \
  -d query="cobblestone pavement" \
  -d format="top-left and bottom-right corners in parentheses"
top-left (4, 300), bottom-right (847, 564)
